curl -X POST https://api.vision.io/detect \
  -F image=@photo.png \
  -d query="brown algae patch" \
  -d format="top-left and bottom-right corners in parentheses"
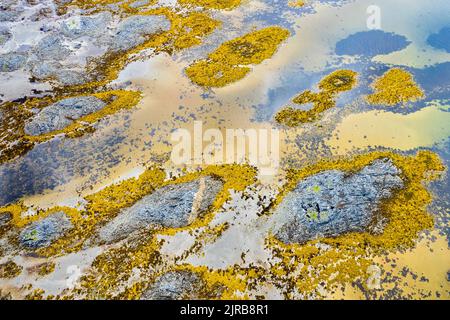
top-left (178, 0), bottom-right (242, 10)
top-left (185, 26), bottom-right (290, 87)
top-left (275, 69), bottom-right (358, 126)
top-left (366, 68), bottom-right (425, 106)
top-left (0, 261), bottom-right (23, 279)
top-left (265, 150), bottom-right (444, 297)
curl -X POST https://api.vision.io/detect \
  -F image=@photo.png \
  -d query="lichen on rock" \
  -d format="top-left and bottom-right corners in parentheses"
top-left (60, 12), bottom-right (112, 39)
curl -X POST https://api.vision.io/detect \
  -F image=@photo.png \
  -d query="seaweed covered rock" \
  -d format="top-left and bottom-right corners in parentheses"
top-left (275, 159), bottom-right (404, 244)
top-left (0, 52), bottom-right (28, 72)
top-left (140, 271), bottom-right (205, 300)
top-left (19, 211), bottom-right (73, 249)
top-left (99, 176), bottom-right (223, 243)
top-left (24, 96), bottom-right (107, 136)
top-left (110, 15), bottom-right (171, 52)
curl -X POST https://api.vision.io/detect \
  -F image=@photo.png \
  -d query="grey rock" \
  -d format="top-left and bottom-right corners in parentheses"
top-left (30, 7), bottom-right (53, 22)
top-left (110, 15), bottom-right (170, 52)
top-left (61, 12), bottom-right (112, 39)
top-left (1, 0), bottom-right (19, 7)
top-left (34, 35), bottom-right (71, 61)
top-left (29, 61), bottom-right (88, 85)
top-left (140, 271), bottom-right (204, 300)
top-left (99, 176), bottom-right (223, 243)
top-left (0, 52), bottom-right (28, 72)
top-left (30, 61), bottom-right (59, 79)
top-left (19, 211), bottom-right (73, 249)
top-left (0, 27), bottom-right (12, 46)
top-left (24, 96), bottom-right (107, 136)
top-left (129, 0), bottom-right (151, 8)
top-left (0, 4), bottom-right (23, 22)
top-left (275, 159), bottom-right (404, 244)
top-left (53, 69), bottom-right (88, 86)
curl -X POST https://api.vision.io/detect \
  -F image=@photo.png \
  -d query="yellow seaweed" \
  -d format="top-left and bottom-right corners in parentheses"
top-left (275, 69), bottom-right (358, 126)
top-left (178, 0), bottom-right (242, 10)
top-left (186, 26), bottom-right (290, 87)
top-left (366, 68), bottom-right (424, 106)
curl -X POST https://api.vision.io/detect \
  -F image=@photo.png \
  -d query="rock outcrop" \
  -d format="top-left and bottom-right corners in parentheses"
top-left (24, 96), bottom-right (107, 136)
top-left (0, 52), bottom-right (28, 72)
top-left (19, 211), bottom-right (73, 249)
top-left (275, 159), bottom-right (404, 244)
top-left (98, 176), bottom-right (223, 243)
top-left (110, 15), bottom-right (171, 52)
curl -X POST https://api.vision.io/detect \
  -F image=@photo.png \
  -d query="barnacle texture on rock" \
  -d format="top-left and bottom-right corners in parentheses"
top-left (275, 159), bottom-right (403, 244)
top-left (99, 176), bottom-right (223, 243)
top-left (24, 96), bottom-right (107, 136)
top-left (19, 211), bottom-right (73, 249)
